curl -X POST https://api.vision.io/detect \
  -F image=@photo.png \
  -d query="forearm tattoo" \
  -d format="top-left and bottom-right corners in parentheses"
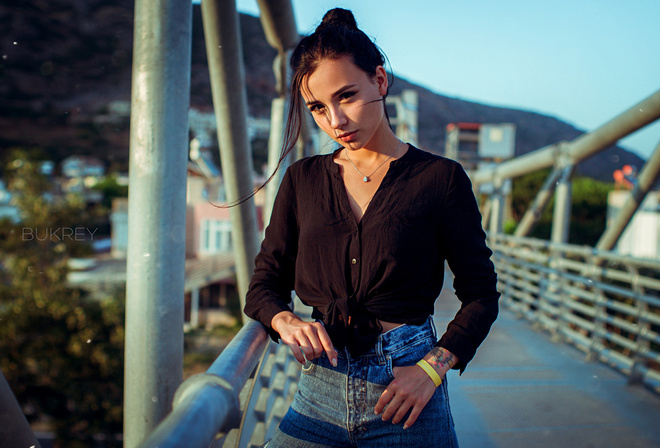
top-left (426, 346), bottom-right (454, 373)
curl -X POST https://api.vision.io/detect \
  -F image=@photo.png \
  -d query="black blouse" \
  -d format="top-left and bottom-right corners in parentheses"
top-left (245, 145), bottom-right (499, 371)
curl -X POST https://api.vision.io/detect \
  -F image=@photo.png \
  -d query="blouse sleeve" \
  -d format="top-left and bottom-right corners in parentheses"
top-left (244, 168), bottom-right (299, 342)
top-left (436, 162), bottom-right (500, 373)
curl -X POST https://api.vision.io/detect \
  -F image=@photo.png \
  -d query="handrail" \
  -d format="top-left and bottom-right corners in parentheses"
top-left (490, 233), bottom-right (660, 393)
top-left (472, 89), bottom-right (660, 186)
top-left (137, 320), bottom-right (269, 448)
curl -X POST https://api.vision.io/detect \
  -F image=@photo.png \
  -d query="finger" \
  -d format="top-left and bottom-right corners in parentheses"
top-left (298, 340), bottom-right (315, 362)
top-left (374, 387), bottom-right (395, 416)
top-left (402, 405), bottom-right (423, 430)
top-left (379, 391), bottom-right (403, 421)
top-left (314, 324), bottom-right (338, 366)
top-left (305, 326), bottom-right (325, 359)
top-left (381, 397), bottom-right (402, 422)
top-left (287, 343), bottom-right (306, 364)
top-left (391, 400), bottom-right (412, 424)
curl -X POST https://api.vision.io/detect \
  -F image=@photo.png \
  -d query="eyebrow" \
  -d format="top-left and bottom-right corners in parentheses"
top-left (305, 84), bottom-right (357, 107)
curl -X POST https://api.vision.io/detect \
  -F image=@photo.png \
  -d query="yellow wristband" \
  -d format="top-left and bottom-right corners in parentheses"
top-left (416, 359), bottom-right (443, 387)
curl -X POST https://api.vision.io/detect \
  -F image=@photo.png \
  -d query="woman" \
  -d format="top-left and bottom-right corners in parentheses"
top-left (245, 8), bottom-right (499, 447)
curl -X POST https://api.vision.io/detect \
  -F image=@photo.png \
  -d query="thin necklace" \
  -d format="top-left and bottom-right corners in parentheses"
top-left (345, 140), bottom-right (403, 182)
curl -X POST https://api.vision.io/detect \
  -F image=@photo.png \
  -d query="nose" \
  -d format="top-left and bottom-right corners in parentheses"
top-left (328, 105), bottom-right (348, 130)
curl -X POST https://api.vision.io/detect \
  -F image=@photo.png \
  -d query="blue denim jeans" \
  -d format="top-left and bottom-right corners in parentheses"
top-left (264, 317), bottom-right (459, 447)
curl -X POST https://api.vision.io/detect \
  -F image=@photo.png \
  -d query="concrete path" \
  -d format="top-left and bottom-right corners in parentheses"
top-left (435, 278), bottom-right (660, 448)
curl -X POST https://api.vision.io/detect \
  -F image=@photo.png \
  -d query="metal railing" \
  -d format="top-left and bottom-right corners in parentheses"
top-left (138, 302), bottom-right (308, 448)
top-left (137, 320), bottom-right (269, 448)
top-left (490, 233), bottom-right (660, 392)
top-left (135, 232), bottom-right (660, 447)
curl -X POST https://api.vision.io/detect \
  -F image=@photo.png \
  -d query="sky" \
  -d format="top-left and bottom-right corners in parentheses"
top-left (230, 0), bottom-right (659, 161)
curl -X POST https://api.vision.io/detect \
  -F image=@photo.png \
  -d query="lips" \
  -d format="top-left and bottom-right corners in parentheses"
top-left (337, 131), bottom-right (357, 142)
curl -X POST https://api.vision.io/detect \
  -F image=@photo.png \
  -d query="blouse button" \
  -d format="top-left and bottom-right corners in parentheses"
top-left (351, 258), bottom-right (357, 265)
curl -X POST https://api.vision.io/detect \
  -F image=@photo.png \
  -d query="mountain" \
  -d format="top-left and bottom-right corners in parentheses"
top-left (0, 0), bottom-right (644, 180)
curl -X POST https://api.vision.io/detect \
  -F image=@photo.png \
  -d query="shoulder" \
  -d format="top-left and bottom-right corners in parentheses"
top-left (403, 145), bottom-right (463, 179)
top-left (287, 151), bottom-right (335, 178)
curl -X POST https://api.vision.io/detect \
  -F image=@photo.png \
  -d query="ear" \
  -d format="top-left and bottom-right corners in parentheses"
top-left (374, 65), bottom-right (388, 96)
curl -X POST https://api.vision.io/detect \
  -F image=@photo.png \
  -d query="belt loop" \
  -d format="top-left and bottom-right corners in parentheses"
top-left (429, 316), bottom-right (437, 339)
top-left (376, 335), bottom-right (386, 365)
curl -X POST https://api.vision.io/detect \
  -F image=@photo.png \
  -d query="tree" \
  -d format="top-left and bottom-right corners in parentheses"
top-left (0, 149), bottom-right (124, 447)
top-left (510, 168), bottom-right (614, 246)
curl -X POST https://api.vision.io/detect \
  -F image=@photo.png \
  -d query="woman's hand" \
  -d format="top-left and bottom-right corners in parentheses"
top-left (375, 346), bottom-right (457, 429)
top-left (373, 365), bottom-right (437, 429)
top-left (271, 311), bottom-right (338, 366)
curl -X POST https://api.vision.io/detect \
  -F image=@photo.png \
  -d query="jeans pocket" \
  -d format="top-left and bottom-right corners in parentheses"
top-left (389, 336), bottom-right (435, 369)
top-left (301, 357), bottom-right (318, 375)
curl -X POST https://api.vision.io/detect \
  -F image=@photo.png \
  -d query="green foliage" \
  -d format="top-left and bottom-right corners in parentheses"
top-left (569, 177), bottom-right (614, 245)
top-left (509, 168), bottom-right (614, 246)
top-left (92, 174), bottom-right (128, 209)
top-left (0, 149), bottom-right (124, 446)
top-left (510, 168), bottom-right (553, 240)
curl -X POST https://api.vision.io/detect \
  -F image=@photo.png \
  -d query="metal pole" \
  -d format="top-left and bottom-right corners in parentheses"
top-left (256, 0), bottom-right (299, 52)
top-left (551, 165), bottom-right (575, 243)
top-left (473, 90), bottom-right (660, 186)
top-left (263, 97), bottom-right (289, 226)
top-left (596, 139), bottom-right (660, 251)
top-left (136, 321), bottom-right (269, 448)
top-left (395, 90), bottom-right (419, 145)
top-left (515, 167), bottom-right (563, 237)
top-left (191, 288), bottom-right (200, 329)
top-left (480, 198), bottom-right (492, 231)
top-left (257, 0), bottom-right (300, 223)
top-left (201, 0), bottom-right (260, 320)
top-left (124, 0), bottom-right (192, 446)
top-left (0, 370), bottom-right (41, 448)
top-left (489, 180), bottom-right (505, 235)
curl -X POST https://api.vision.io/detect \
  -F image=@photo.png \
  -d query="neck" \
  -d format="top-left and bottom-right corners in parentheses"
top-left (348, 130), bottom-right (401, 163)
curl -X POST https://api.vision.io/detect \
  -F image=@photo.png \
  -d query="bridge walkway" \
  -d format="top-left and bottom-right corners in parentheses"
top-left (435, 272), bottom-right (660, 448)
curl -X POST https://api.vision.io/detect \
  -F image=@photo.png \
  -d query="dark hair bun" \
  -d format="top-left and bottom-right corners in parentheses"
top-left (319, 8), bottom-right (358, 31)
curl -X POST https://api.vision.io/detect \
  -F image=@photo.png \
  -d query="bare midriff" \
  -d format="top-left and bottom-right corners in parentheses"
top-left (379, 320), bottom-right (404, 333)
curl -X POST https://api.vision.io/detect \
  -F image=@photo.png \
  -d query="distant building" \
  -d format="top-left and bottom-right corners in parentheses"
top-left (60, 156), bottom-right (105, 202)
top-left (607, 190), bottom-right (660, 259)
top-left (445, 122), bottom-right (516, 172)
top-left (107, 149), bottom-right (265, 329)
top-left (110, 197), bottom-right (128, 258)
top-left (61, 155), bottom-right (105, 178)
top-left (188, 107), bottom-right (270, 149)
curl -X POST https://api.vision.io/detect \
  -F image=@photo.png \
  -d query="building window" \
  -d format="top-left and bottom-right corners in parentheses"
top-left (199, 219), bottom-right (232, 255)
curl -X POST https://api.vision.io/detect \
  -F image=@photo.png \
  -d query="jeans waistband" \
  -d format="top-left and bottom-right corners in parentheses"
top-left (339, 316), bottom-right (437, 364)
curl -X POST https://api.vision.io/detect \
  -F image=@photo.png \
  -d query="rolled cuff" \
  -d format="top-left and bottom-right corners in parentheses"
top-left (244, 299), bottom-right (292, 343)
top-left (435, 332), bottom-right (476, 374)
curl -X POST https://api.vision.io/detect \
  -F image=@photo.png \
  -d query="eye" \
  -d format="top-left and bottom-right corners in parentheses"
top-left (339, 91), bottom-right (356, 101)
top-left (309, 104), bottom-right (326, 115)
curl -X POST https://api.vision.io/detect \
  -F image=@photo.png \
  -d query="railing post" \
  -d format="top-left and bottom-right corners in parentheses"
top-left (586, 256), bottom-right (606, 362)
top-left (263, 96), bottom-right (289, 226)
top-left (628, 264), bottom-right (648, 385)
top-left (201, 0), bottom-right (260, 317)
top-left (124, 0), bottom-right (191, 445)
top-left (551, 164), bottom-right (575, 244)
top-left (489, 178), bottom-right (505, 235)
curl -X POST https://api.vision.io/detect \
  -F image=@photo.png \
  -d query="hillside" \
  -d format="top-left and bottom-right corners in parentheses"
top-left (0, 0), bottom-right (644, 180)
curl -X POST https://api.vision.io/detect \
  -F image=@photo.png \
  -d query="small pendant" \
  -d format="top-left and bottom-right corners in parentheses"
top-left (363, 176), bottom-right (369, 182)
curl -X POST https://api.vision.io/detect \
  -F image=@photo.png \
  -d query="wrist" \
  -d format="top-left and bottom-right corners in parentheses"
top-left (416, 359), bottom-right (443, 387)
top-left (271, 310), bottom-right (298, 333)
top-left (424, 346), bottom-right (458, 375)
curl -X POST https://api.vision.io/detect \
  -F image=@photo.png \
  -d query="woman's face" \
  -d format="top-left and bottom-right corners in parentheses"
top-left (301, 55), bottom-right (389, 150)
